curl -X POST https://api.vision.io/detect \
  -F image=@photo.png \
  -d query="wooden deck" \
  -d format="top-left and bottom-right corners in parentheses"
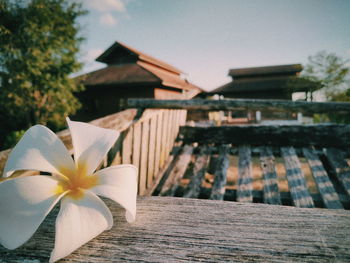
top-left (1, 197), bottom-right (349, 262)
top-left (1, 99), bottom-right (350, 261)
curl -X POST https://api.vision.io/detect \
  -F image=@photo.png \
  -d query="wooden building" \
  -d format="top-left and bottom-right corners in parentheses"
top-left (75, 41), bottom-right (202, 121)
top-left (211, 64), bottom-right (303, 100)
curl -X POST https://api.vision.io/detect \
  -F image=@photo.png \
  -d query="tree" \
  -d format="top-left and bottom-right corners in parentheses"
top-left (288, 51), bottom-right (350, 101)
top-left (0, 0), bottom-right (87, 143)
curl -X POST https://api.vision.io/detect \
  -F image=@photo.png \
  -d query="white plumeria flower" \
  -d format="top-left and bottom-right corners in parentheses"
top-left (0, 118), bottom-right (137, 262)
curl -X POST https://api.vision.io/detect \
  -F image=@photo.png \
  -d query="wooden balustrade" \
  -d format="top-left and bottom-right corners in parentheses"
top-left (0, 108), bottom-right (187, 196)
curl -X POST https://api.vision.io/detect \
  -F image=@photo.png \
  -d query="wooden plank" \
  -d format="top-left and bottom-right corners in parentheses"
top-left (108, 132), bottom-right (124, 166)
top-left (237, 145), bottom-right (253, 203)
top-left (159, 110), bottom-right (169, 168)
top-left (3, 197), bottom-right (349, 262)
top-left (147, 115), bottom-right (157, 187)
top-left (159, 145), bottom-right (193, 196)
top-left (132, 122), bottom-right (141, 169)
top-left (259, 146), bottom-right (282, 205)
top-left (127, 98), bottom-right (350, 115)
top-left (153, 112), bottom-right (163, 176)
top-left (183, 146), bottom-right (210, 198)
top-left (326, 148), bottom-right (350, 196)
top-left (180, 125), bottom-right (350, 147)
top-left (121, 127), bottom-right (133, 164)
top-left (210, 145), bottom-right (230, 200)
top-left (139, 120), bottom-right (150, 195)
top-left (180, 109), bottom-right (187, 125)
top-left (302, 148), bottom-right (343, 209)
top-left (281, 147), bottom-right (315, 208)
top-left (167, 110), bottom-right (175, 154)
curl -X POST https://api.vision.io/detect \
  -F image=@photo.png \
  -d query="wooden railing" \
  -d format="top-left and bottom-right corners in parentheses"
top-left (0, 108), bottom-right (187, 196)
top-left (109, 109), bottom-right (187, 195)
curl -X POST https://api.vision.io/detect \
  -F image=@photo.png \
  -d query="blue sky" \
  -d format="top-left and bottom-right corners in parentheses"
top-left (77, 0), bottom-right (350, 91)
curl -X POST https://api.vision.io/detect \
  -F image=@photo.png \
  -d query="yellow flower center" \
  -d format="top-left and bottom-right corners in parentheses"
top-left (54, 165), bottom-right (99, 200)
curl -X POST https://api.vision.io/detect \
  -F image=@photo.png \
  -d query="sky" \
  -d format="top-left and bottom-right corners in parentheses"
top-left (77, 0), bottom-right (350, 91)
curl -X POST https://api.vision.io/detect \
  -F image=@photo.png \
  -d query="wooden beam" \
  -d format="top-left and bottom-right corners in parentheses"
top-left (326, 148), bottom-right (350, 196)
top-left (180, 125), bottom-right (350, 147)
top-left (127, 99), bottom-right (350, 114)
top-left (159, 145), bottom-right (193, 196)
top-left (302, 148), bottom-right (343, 209)
top-left (281, 147), bottom-right (314, 208)
top-left (210, 145), bottom-right (230, 200)
top-left (259, 147), bottom-right (282, 205)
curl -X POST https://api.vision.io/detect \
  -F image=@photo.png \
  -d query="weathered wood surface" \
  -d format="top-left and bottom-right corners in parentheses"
top-left (259, 146), bottom-right (282, 205)
top-left (281, 147), bottom-right (315, 208)
top-left (326, 148), bottom-right (350, 196)
top-left (210, 145), bottom-right (230, 200)
top-left (2, 197), bottom-right (350, 262)
top-left (175, 186), bottom-right (350, 207)
top-left (180, 125), bottom-right (350, 147)
top-left (183, 146), bottom-right (210, 198)
top-left (237, 145), bottom-right (253, 202)
top-left (302, 148), bottom-right (343, 209)
top-left (127, 98), bottom-right (350, 114)
top-left (159, 145), bottom-right (193, 196)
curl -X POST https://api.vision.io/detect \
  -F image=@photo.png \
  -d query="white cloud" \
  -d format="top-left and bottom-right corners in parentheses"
top-left (99, 13), bottom-right (118, 26)
top-left (86, 0), bottom-right (126, 12)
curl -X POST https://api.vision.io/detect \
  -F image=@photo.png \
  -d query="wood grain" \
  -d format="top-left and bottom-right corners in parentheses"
top-left (159, 145), bottom-right (193, 196)
top-left (183, 146), bottom-right (210, 198)
top-left (326, 148), bottom-right (350, 196)
top-left (2, 196), bottom-right (349, 262)
top-left (139, 119), bottom-right (150, 195)
top-left (237, 145), bottom-right (253, 202)
top-left (210, 145), bottom-right (230, 200)
top-left (302, 148), bottom-right (343, 209)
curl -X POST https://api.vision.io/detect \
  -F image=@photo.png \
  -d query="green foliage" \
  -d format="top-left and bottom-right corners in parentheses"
top-left (288, 51), bottom-right (350, 101)
top-left (0, 0), bottom-right (87, 140)
top-left (3, 129), bottom-right (26, 149)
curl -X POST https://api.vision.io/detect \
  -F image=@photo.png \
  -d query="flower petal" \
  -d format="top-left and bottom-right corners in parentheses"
top-left (3, 125), bottom-right (75, 178)
top-left (91, 165), bottom-right (138, 222)
top-left (0, 176), bottom-right (64, 249)
top-left (66, 118), bottom-right (119, 176)
top-left (50, 191), bottom-right (113, 263)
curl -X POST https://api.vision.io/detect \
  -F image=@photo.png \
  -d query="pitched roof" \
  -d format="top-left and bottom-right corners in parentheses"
top-left (96, 41), bottom-right (183, 75)
top-left (81, 64), bottom-right (161, 87)
top-left (212, 75), bottom-right (294, 94)
top-left (229, 64), bottom-right (302, 78)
